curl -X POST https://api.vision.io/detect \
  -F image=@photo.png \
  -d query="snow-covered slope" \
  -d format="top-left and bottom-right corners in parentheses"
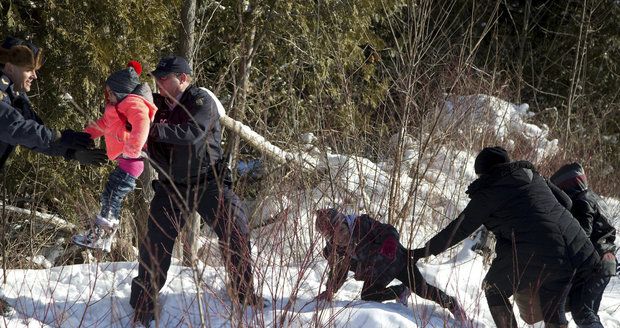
top-left (0, 94), bottom-right (618, 327)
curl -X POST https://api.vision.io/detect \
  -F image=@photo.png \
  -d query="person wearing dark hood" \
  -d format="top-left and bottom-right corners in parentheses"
top-left (0, 36), bottom-right (107, 171)
top-left (314, 208), bottom-right (468, 322)
top-left (0, 35), bottom-right (106, 317)
top-left (551, 162), bottom-right (616, 327)
top-left (412, 147), bottom-right (601, 328)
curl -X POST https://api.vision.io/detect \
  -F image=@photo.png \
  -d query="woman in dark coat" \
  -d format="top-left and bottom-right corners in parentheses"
top-left (413, 147), bottom-right (601, 328)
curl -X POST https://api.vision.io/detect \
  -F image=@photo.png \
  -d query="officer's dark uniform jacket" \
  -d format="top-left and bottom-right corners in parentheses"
top-left (323, 214), bottom-right (407, 291)
top-left (148, 85), bottom-right (223, 185)
top-left (423, 161), bottom-right (600, 293)
top-left (0, 73), bottom-right (66, 170)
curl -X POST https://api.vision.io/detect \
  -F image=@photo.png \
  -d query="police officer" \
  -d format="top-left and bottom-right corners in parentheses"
top-left (129, 55), bottom-right (265, 326)
top-left (0, 36), bottom-right (107, 170)
top-left (0, 36), bottom-right (107, 316)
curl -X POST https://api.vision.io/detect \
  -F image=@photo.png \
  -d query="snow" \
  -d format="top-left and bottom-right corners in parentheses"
top-left (1, 94), bottom-right (619, 327)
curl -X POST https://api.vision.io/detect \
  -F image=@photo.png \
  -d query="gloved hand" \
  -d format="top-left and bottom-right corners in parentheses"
top-left (67, 149), bottom-right (108, 166)
top-left (56, 129), bottom-right (94, 149)
top-left (410, 247), bottom-right (427, 263)
top-left (379, 236), bottom-right (398, 260)
top-left (601, 251), bottom-right (617, 277)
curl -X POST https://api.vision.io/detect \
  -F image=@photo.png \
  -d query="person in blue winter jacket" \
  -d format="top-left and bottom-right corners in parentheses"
top-left (0, 35), bottom-right (106, 317)
top-left (0, 36), bottom-right (106, 171)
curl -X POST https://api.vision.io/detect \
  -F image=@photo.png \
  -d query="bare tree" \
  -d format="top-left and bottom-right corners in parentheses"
top-left (174, 0), bottom-right (200, 266)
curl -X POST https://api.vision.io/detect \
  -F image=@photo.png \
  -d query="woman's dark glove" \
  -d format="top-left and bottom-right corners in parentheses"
top-left (55, 129), bottom-right (94, 149)
top-left (410, 247), bottom-right (427, 263)
top-left (66, 149), bottom-right (107, 166)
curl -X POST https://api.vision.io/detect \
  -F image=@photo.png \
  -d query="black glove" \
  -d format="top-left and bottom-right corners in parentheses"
top-left (410, 247), bottom-right (427, 263)
top-left (55, 129), bottom-right (95, 149)
top-left (67, 149), bottom-right (108, 166)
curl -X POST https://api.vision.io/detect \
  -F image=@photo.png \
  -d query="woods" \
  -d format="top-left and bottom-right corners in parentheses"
top-left (0, 0), bottom-right (618, 263)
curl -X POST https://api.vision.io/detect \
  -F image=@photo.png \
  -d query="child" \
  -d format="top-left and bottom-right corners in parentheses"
top-left (551, 162), bottom-right (617, 326)
top-left (314, 208), bottom-right (466, 321)
top-left (72, 61), bottom-right (157, 252)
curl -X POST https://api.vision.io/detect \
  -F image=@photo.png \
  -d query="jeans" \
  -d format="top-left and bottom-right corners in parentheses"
top-left (99, 167), bottom-right (137, 220)
top-left (569, 274), bottom-right (609, 328)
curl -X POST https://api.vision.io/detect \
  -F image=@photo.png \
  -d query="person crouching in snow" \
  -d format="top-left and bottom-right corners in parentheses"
top-left (314, 208), bottom-right (466, 321)
top-left (72, 61), bottom-right (157, 252)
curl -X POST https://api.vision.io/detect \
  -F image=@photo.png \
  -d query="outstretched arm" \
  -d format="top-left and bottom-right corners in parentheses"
top-left (317, 245), bottom-right (350, 301)
top-left (0, 99), bottom-right (57, 149)
top-left (423, 193), bottom-right (498, 257)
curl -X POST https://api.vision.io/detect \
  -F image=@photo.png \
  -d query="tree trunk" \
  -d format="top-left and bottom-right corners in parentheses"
top-left (224, 23), bottom-right (257, 174)
top-left (177, 0), bottom-right (196, 68)
top-left (177, 0), bottom-right (199, 267)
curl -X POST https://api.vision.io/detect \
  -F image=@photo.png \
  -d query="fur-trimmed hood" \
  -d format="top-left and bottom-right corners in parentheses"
top-left (0, 37), bottom-right (43, 70)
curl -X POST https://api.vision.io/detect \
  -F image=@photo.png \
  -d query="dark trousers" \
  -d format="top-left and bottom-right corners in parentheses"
top-left (485, 275), bottom-right (571, 326)
top-left (569, 274), bottom-right (609, 327)
top-left (485, 265), bottom-right (602, 326)
top-left (129, 178), bottom-right (253, 317)
top-left (99, 167), bottom-right (137, 220)
top-left (360, 259), bottom-right (456, 309)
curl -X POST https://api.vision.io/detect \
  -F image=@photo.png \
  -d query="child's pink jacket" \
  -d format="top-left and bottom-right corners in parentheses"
top-left (84, 94), bottom-right (157, 159)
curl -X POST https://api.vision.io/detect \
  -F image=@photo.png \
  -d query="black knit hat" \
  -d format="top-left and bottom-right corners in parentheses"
top-left (474, 146), bottom-right (510, 175)
top-left (106, 67), bottom-right (140, 101)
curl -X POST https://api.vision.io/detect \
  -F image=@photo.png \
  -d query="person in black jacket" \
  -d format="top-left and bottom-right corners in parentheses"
top-left (129, 55), bottom-right (264, 326)
top-left (0, 36), bottom-right (106, 171)
top-left (314, 208), bottom-right (467, 321)
top-left (551, 162), bottom-right (617, 327)
top-left (0, 36), bottom-right (106, 317)
top-left (412, 147), bottom-right (601, 328)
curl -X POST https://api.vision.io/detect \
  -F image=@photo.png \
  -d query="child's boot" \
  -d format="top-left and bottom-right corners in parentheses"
top-left (72, 215), bottom-right (119, 252)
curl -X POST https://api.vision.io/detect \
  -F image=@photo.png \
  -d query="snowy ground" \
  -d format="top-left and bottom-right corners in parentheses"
top-left (1, 94), bottom-right (619, 327)
top-left (1, 247), bottom-right (618, 327)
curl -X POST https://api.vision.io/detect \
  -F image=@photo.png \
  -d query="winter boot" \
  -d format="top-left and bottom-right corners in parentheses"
top-left (72, 215), bottom-right (119, 252)
top-left (132, 310), bottom-right (154, 328)
top-left (489, 305), bottom-right (518, 328)
top-left (396, 286), bottom-right (411, 306)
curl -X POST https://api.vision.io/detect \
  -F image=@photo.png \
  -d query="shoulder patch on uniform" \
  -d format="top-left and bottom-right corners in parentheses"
top-left (195, 98), bottom-right (204, 106)
top-left (0, 76), bottom-right (9, 86)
